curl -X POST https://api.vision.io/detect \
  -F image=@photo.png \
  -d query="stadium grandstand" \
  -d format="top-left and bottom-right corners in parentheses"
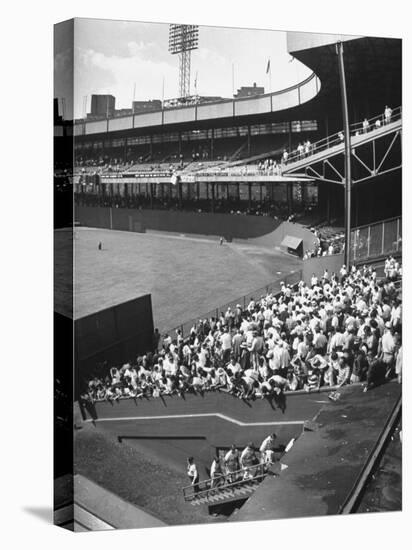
top-left (70, 34), bottom-right (401, 236)
top-left (54, 25), bottom-right (402, 529)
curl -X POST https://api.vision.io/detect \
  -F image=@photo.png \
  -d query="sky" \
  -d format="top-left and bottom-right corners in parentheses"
top-left (55, 18), bottom-right (313, 120)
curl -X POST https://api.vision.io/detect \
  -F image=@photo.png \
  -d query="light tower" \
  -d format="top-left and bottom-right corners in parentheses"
top-left (168, 24), bottom-right (199, 99)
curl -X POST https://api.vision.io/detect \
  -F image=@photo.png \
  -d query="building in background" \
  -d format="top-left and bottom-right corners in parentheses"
top-left (234, 82), bottom-right (265, 98)
top-left (132, 100), bottom-right (162, 114)
top-left (89, 94), bottom-right (116, 118)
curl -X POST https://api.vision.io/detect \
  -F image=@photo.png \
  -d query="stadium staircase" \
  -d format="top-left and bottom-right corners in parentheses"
top-left (183, 464), bottom-right (268, 507)
top-left (228, 141), bottom-right (248, 162)
top-left (227, 143), bottom-right (287, 167)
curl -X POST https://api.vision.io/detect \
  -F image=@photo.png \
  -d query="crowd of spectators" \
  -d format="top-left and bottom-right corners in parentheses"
top-left (303, 227), bottom-right (345, 260)
top-left (80, 257), bottom-right (402, 411)
top-left (256, 158), bottom-right (282, 175)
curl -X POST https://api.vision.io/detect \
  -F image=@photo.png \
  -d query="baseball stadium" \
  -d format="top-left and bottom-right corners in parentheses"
top-left (54, 24), bottom-right (402, 531)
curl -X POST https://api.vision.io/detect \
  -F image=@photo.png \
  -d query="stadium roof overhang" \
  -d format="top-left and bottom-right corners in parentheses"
top-left (286, 33), bottom-right (402, 121)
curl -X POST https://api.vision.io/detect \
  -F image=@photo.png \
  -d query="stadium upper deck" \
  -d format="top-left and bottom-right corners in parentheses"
top-left (68, 33), bottom-right (401, 171)
top-left (71, 33), bottom-right (400, 138)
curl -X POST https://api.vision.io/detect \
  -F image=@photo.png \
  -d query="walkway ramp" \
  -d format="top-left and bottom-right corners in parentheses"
top-left (54, 474), bottom-right (165, 531)
top-left (231, 381), bottom-right (401, 522)
top-left (283, 113), bottom-right (402, 183)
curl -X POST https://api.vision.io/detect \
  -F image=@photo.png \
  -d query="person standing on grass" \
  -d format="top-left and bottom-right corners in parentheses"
top-left (98, 241), bottom-right (102, 250)
top-left (187, 457), bottom-right (200, 494)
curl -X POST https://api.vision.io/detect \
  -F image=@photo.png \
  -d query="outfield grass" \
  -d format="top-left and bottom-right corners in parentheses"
top-left (72, 229), bottom-right (301, 331)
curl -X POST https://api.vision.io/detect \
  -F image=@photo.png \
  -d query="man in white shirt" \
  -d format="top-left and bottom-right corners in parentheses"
top-left (220, 328), bottom-right (232, 363)
top-left (226, 357), bottom-right (241, 377)
top-left (381, 324), bottom-right (396, 377)
top-left (210, 455), bottom-right (224, 488)
top-left (162, 354), bottom-right (176, 376)
top-left (187, 457), bottom-right (199, 493)
top-left (240, 443), bottom-right (258, 479)
top-left (329, 327), bottom-right (346, 352)
top-left (224, 445), bottom-right (240, 483)
top-left (384, 105), bottom-right (392, 124)
top-left (259, 433), bottom-right (277, 465)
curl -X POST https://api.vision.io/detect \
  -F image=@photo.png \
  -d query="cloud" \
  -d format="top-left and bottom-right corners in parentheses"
top-left (73, 46), bottom-right (178, 116)
top-left (197, 47), bottom-right (226, 66)
top-left (127, 41), bottom-right (159, 58)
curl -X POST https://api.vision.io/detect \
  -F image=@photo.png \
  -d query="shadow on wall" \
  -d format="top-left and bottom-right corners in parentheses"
top-left (76, 206), bottom-right (281, 240)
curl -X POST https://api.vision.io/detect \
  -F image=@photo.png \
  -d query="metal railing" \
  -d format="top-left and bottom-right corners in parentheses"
top-left (167, 269), bottom-right (302, 338)
top-left (182, 462), bottom-right (267, 502)
top-left (283, 106), bottom-right (402, 166)
top-left (350, 216), bottom-right (401, 263)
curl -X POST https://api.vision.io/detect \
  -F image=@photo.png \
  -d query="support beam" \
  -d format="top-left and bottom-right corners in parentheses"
top-left (326, 184), bottom-right (331, 223)
top-left (287, 183), bottom-right (293, 216)
top-left (337, 41), bottom-right (352, 268)
top-left (178, 181), bottom-right (182, 209)
top-left (149, 182), bottom-right (153, 209)
top-left (124, 137), bottom-right (128, 163)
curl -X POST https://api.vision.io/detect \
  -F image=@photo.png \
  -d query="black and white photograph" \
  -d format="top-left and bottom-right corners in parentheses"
top-left (52, 15), bottom-right (404, 532)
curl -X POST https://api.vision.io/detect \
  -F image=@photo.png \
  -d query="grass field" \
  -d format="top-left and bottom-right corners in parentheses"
top-left (75, 425), bottom-right (224, 526)
top-left (71, 228), bottom-right (301, 331)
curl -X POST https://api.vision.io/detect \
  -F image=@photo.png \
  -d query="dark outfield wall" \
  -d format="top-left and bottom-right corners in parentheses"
top-left (75, 294), bottom-right (154, 394)
top-left (302, 253), bottom-right (345, 285)
top-left (76, 205), bottom-right (280, 239)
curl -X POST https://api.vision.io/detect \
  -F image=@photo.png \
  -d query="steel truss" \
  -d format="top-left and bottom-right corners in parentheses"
top-left (169, 24), bottom-right (199, 99)
top-left (179, 49), bottom-right (191, 98)
top-left (289, 129), bottom-right (402, 186)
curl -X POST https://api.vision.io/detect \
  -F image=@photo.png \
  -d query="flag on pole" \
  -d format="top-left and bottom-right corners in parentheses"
top-left (266, 59), bottom-right (271, 74)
